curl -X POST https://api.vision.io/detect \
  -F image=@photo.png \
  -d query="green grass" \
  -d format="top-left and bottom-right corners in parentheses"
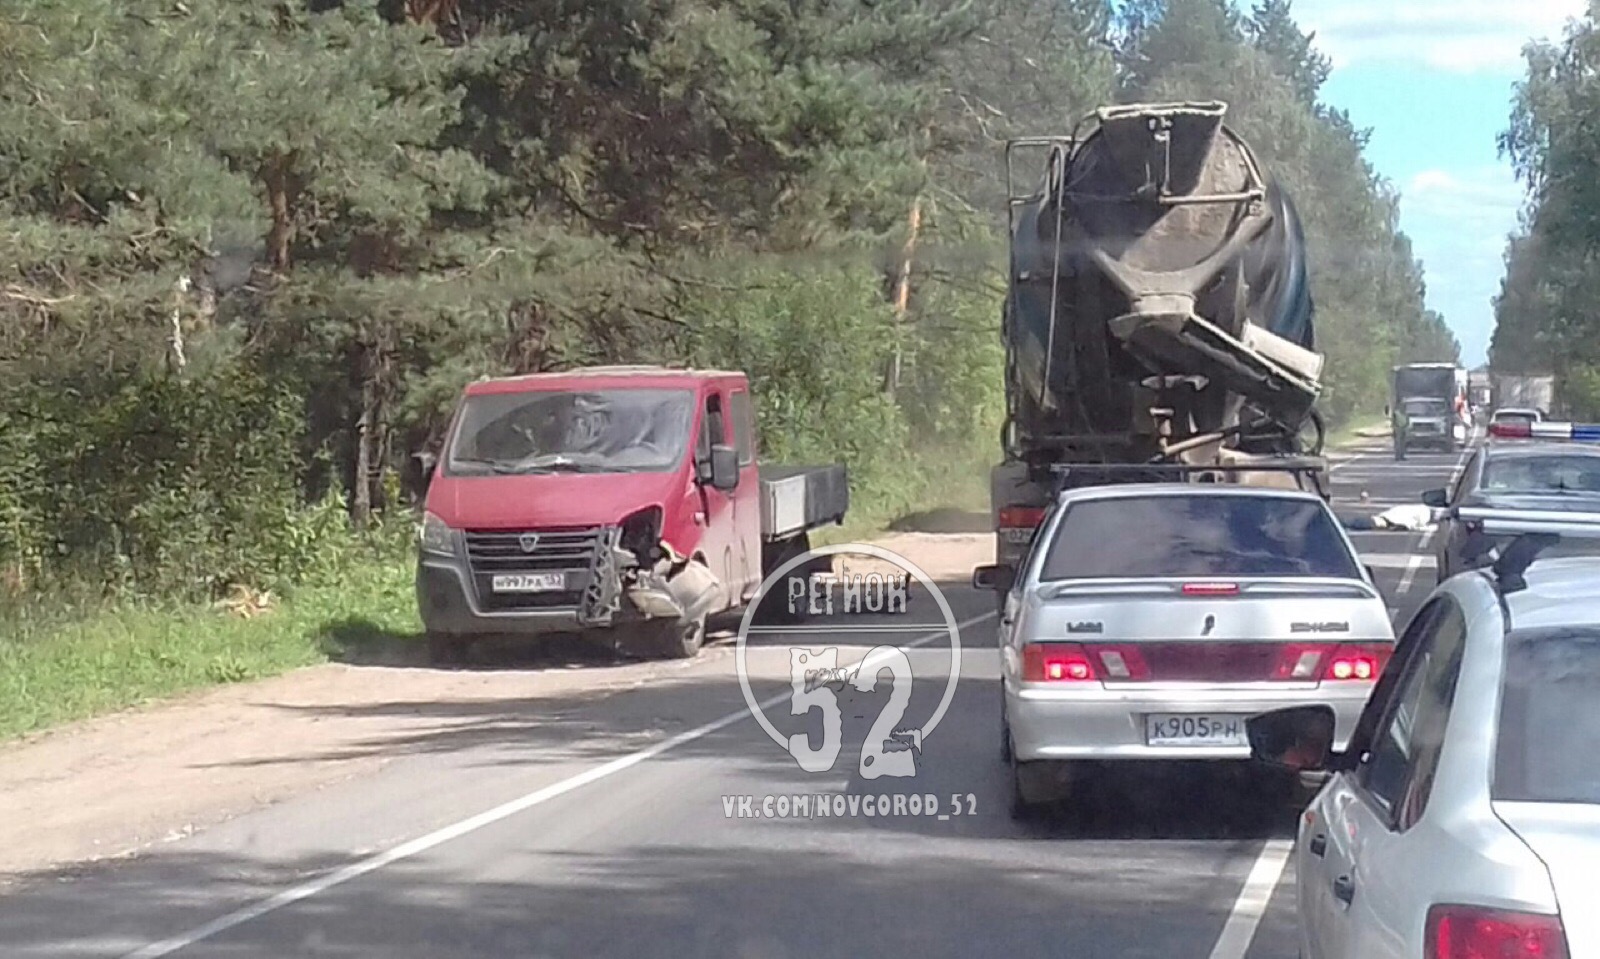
top-left (1326, 413), bottom-right (1389, 449)
top-left (0, 558), bottom-right (418, 742)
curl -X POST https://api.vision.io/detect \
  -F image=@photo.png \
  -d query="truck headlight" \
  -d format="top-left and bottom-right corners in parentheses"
top-left (418, 511), bottom-right (457, 555)
top-left (618, 506), bottom-right (665, 563)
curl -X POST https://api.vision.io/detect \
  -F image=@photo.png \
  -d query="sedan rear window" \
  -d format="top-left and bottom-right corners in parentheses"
top-left (1037, 494), bottom-right (1361, 580)
top-left (1480, 455), bottom-right (1600, 494)
top-left (1495, 626), bottom-right (1600, 805)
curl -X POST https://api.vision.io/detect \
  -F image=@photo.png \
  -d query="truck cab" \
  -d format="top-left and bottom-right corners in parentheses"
top-left (415, 367), bottom-right (844, 663)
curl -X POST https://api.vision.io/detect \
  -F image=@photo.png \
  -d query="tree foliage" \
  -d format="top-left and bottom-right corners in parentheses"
top-left (1, 0), bottom-right (1445, 600)
top-left (1492, 9), bottom-right (1600, 414)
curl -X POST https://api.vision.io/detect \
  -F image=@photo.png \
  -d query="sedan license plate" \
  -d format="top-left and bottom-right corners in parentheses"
top-left (491, 572), bottom-right (566, 593)
top-left (1145, 714), bottom-right (1247, 747)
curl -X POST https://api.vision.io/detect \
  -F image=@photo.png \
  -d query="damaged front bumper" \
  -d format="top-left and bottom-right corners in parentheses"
top-left (416, 528), bottom-right (722, 637)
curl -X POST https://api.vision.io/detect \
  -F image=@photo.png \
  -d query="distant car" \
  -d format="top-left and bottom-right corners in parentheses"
top-left (974, 484), bottom-right (1394, 819)
top-left (1490, 406), bottom-right (1543, 426)
top-left (1248, 517), bottom-right (1600, 959)
top-left (1423, 423), bottom-right (1600, 582)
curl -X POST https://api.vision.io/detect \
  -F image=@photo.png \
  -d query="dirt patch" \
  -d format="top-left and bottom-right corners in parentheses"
top-left (0, 533), bottom-right (996, 883)
top-left (829, 532), bottom-right (992, 584)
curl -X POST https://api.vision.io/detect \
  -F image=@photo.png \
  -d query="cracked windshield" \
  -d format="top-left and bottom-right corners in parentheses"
top-left (7, 1), bottom-right (1600, 957)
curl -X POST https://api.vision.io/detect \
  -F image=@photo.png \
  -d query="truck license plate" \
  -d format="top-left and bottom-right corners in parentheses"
top-left (1145, 714), bottom-right (1246, 747)
top-left (491, 572), bottom-right (566, 593)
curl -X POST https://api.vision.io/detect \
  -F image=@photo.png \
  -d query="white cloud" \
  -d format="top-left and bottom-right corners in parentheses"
top-left (1403, 166), bottom-right (1526, 226)
top-left (1284, 0), bottom-right (1588, 73)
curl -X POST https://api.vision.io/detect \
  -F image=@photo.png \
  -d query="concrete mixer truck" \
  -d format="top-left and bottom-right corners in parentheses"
top-left (987, 101), bottom-right (1331, 587)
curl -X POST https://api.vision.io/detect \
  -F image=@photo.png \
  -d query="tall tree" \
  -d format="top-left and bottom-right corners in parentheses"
top-left (1247, 0), bottom-right (1331, 105)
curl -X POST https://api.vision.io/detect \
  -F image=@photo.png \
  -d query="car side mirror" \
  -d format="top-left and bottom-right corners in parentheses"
top-left (410, 450), bottom-right (439, 497)
top-left (1421, 488), bottom-right (1448, 508)
top-left (972, 564), bottom-right (1016, 592)
top-left (708, 444), bottom-right (739, 492)
top-left (1247, 705), bottom-right (1336, 772)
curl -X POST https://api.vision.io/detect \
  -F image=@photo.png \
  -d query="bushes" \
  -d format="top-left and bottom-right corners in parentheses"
top-left (677, 254), bottom-right (1003, 527)
top-left (0, 365), bottom-right (354, 606)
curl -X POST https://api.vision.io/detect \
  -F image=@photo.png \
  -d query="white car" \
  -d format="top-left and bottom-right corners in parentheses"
top-left (1249, 510), bottom-right (1600, 959)
top-left (976, 483), bottom-right (1394, 819)
top-left (1491, 407), bottom-right (1544, 427)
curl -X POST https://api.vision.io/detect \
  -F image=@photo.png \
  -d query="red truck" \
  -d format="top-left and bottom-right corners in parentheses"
top-left (415, 366), bottom-right (849, 663)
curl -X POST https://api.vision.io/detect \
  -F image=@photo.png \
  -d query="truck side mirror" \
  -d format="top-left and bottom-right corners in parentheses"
top-left (410, 450), bottom-right (439, 498)
top-left (708, 444), bottom-right (739, 492)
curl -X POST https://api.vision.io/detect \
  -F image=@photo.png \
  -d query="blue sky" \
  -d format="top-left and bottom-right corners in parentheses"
top-left (1282, 0), bottom-right (1588, 367)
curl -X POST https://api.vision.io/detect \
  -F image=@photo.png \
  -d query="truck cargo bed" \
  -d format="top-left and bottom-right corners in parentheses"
top-left (759, 465), bottom-right (849, 541)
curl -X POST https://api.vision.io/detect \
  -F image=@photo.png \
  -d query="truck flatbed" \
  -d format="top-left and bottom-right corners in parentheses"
top-left (759, 465), bottom-right (849, 541)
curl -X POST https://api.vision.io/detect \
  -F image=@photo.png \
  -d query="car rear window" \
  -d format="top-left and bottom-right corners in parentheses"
top-left (1480, 454), bottom-right (1600, 494)
top-left (1037, 494), bottom-right (1361, 580)
top-left (1495, 626), bottom-right (1600, 805)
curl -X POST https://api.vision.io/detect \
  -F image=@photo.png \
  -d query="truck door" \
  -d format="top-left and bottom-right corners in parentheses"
top-left (728, 386), bottom-right (762, 601)
top-left (694, 389), bottom-right (739, 605)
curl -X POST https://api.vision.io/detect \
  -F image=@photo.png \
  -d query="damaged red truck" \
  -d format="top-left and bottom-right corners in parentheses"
top-left (415, 366), bottom-right (850, 663)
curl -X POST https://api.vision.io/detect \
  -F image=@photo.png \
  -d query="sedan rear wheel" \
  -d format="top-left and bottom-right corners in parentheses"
top-left (1009, 745), bottom-right (1056, 821)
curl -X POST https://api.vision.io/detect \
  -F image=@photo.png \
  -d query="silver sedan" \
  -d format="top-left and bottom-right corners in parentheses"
top-left (975, 484), bottom-right (1394, 818)
top-left (1250, 529), bottom-right (1600, 959)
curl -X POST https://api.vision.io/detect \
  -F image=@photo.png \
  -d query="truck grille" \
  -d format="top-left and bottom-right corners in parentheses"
top-left (465, 527), bottom-right (604, 611)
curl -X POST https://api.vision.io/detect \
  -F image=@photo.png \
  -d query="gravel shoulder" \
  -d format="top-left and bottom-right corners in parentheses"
top-left (0, 533), bottom-right (994, 882)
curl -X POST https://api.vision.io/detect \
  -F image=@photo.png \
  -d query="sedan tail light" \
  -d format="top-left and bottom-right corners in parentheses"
top-left (1322, 643), bottom-right (1391, 681)
top-left (1022, 643), bottom-right (1098, 682)
top-left (1268, 643), bottom-right (1391, 681)
top-left (1427, 905), bottom-right (1569, 959)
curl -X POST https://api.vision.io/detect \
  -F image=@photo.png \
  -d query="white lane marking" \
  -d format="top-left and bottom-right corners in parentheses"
top-left (1329, 451), bottom-right (1365, 472)
top-left (1396, 554), bottom-right (1426, 596)
top-left (1206, 839), bottom-right (1293, 959)
top-left (1362, 552), bottom-right (1437, 569)
top-left (1420, 445), bottom-right (1475, 551)
top-left (120, 612), bottom-right (997, 958)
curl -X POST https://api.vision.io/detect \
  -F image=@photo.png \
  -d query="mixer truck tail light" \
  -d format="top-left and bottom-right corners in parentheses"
top-left (999, 506), bottom-right (1046, 528)
top-left (1489, 421), bottom-right (1600, 441)
top-left (998, 506), bottom-right (1047, 545)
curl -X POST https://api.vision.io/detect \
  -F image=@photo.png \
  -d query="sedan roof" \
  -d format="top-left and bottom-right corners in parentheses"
top-left (1056, 483), bottom-right (1325, 505)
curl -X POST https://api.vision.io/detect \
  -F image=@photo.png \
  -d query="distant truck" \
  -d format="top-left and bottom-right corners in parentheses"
top-left (414, 366), bottom-right (849, 663)
top-left (1390, 362), bottom-right (1466, 459)
top-left (1491, 373), bottom-right (1555, 418)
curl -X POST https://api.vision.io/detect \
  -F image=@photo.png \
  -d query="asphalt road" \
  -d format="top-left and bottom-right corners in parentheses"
top-left (0, 437), bottom-right (1472, 959)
